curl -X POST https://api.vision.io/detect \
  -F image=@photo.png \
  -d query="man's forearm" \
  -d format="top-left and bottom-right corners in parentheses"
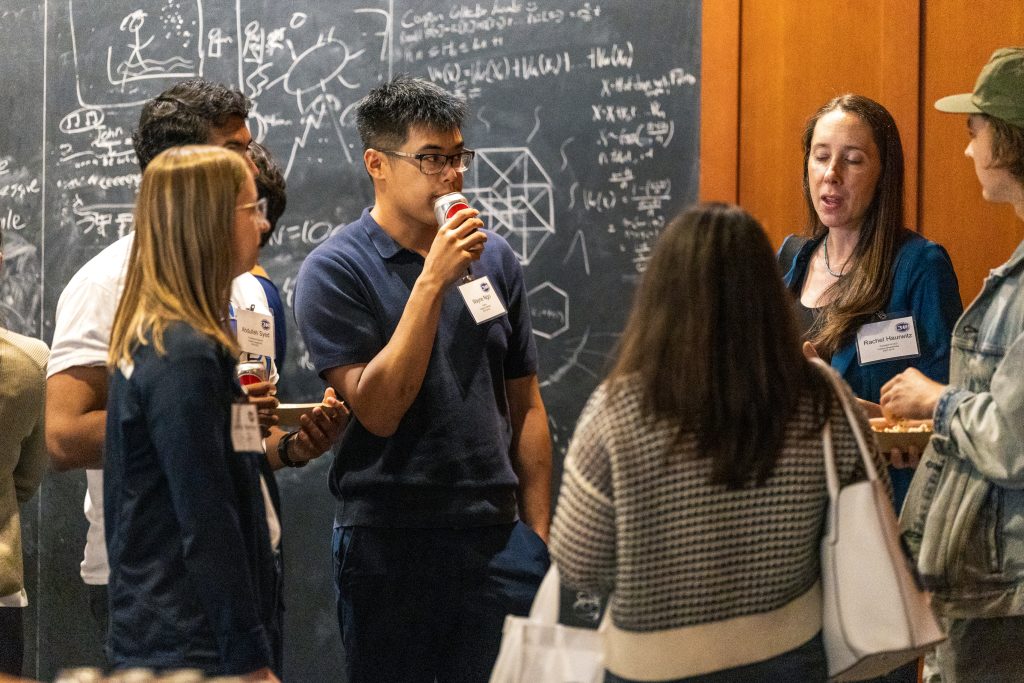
top-left (330, 276), bottom-right (446, 437)
top-left (515, 461), bottom-right (552, 541)
top-left (512, 407), bottom-right (553, 542)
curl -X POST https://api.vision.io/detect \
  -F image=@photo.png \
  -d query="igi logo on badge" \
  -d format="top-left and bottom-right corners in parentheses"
top-left (896, 322), bottom-right (910, 333)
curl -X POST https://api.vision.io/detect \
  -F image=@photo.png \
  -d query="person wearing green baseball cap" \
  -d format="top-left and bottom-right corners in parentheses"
top-left (881, 47), bottom-right (1024, 682)
top-left (935, 47), bottom-right (1024, 129)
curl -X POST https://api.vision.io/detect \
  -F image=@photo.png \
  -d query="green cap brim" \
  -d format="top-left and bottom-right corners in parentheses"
top-left (935, 92), bottom-right (982, 114)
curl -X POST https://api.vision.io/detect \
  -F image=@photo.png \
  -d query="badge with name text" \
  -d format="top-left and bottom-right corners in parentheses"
top-left (457, 275), bottom-right (508, 324)
top-left (235, 307), bottom-right (275, 358)
top-left (231, 403), bottom-right (263, 453)
top-left (855, 315), bottom-right (920, 365)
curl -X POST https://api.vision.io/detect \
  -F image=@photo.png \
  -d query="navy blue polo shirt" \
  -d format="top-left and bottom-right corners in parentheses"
top-left (294, 208), bottom-right (538, 528)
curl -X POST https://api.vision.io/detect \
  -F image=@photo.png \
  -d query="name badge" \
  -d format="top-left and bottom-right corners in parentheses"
top-left (231, 403), bottom-right (264, 453)
top-left (458, 275), bottom-right (508, 324)
top-left (235, 307), bottom-right (275, 358)
top-left (856, 315), bottom-right (920, 365)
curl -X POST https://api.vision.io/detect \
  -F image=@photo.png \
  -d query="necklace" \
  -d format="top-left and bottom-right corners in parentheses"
top-left (822, 234), bottom-right (849, 278)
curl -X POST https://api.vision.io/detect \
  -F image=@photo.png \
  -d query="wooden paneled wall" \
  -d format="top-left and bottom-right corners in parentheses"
top-left (701, 1), bottom-right (1024, 301)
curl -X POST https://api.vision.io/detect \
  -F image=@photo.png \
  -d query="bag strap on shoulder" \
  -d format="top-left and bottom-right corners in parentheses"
top-left (812, 358), bottom-right (880, 489)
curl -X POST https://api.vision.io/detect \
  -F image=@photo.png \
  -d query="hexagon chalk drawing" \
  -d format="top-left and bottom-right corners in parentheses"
top-left (463, 148), bottom-right (555, 266)
top-left (527, 282), bottom-right (569, 340)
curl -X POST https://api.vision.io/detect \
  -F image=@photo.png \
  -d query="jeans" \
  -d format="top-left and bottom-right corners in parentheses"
top-left (604, 632), bottom-right (827, 683)
top-left (333, 521), bottom-right (549, 683)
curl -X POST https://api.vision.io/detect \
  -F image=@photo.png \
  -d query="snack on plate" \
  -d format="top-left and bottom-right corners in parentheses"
top-left (875, 421), bottom-right (932, 434)
top-left (869, 418), bottom-right (933, 453)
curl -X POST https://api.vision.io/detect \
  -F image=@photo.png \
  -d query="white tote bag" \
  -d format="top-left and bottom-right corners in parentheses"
top-left (814, 359), bottom-right (946, 681)
top-left (489, 564), bottom-right (605, 683)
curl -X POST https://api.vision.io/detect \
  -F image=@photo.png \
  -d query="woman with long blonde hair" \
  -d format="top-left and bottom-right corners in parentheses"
top-left (104, 145), bottom-right (278, 680)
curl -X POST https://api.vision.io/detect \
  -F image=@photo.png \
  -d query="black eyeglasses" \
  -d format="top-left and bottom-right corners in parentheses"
top-left (379, 149), bottom-right (475, 175)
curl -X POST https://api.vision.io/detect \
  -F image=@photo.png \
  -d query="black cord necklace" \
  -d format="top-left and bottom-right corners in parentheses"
top-left (822, 234), bottom-right (849, 278)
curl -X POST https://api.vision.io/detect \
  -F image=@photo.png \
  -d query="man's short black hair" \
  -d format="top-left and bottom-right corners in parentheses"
top-left (133, 78), bottom-right (251, 171)
top-left (249, 142), bottom-right (287, 248)
top-left (356, 75), bottom-right (467, 151)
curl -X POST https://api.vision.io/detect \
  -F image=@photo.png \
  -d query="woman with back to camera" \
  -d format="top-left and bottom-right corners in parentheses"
top-left (778, 94), bottom-right (962, 521)
top-left (103, 145), bottom-right (278, 680)
top-left (549, 202), bottom-right (891, 682)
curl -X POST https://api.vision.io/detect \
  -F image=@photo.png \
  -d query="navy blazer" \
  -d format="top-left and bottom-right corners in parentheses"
top-left (780, 230), bottom-right (963, 404)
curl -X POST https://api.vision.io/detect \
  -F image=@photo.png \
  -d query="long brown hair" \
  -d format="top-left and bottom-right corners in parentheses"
top-left (802, 94), bottom-right (907, 356)
top-left (609, 202), bottom-right (831, 488)
top-left (109, 145), bottom-right (248, 366)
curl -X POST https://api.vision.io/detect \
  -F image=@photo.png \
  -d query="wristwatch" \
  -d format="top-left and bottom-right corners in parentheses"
top-left (277, 430), bottom-right (307, 468)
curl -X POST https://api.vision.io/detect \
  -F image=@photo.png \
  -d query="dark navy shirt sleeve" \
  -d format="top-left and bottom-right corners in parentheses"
top-left (295, 247), bottom-right (383, 377)
top-left (142, 349), bottom-right (272, 673)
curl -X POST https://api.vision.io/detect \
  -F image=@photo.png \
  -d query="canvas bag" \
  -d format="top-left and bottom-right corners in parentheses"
top-left (489, 564), bottom-right (605, 683)
top-left (814, 358), bottom-right (946, 681)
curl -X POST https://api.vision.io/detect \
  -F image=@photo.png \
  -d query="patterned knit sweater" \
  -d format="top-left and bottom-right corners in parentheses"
top-left (549, 367), bottom-right (891, 679)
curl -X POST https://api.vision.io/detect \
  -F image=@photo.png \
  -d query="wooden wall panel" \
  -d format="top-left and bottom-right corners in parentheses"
top-left (919, 1), bottom-right (1024, 298)
top-left (699, 0), bottom-right (741, 203)
top-left (734, 1), bottom-right (920, 246)
top-left (699, 0), bottom-right (1024, 305)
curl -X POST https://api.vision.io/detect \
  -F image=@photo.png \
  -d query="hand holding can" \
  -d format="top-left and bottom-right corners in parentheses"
top-left (434, 192), bottom-right (471, 228)
top-left (237, 361), bottom-right (278, 437)
top-left (429, 193), bottom-right (486, 284)
top-left (237, 360), bottom-right (268, 393)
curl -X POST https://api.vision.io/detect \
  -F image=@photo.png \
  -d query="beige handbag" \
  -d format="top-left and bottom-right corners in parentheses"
top-left (813, 359), bottom-right (946, 681)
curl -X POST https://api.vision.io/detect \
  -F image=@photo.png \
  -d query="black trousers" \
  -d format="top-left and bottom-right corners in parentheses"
top-left (0, 606), bottom-right (24, 676)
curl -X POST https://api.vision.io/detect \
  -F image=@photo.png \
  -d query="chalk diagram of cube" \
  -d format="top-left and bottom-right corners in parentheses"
top-left (463, 148), bottom-right (555, 266)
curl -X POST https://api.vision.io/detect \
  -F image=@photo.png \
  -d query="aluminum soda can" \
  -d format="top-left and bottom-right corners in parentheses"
top-left (433, 192), bottom-right (470, 228)
top-left (236, 359), bottom-right (268, 392)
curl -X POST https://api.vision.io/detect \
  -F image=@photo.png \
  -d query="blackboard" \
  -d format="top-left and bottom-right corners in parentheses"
top-left (1, 1), bottom-right (700, 679)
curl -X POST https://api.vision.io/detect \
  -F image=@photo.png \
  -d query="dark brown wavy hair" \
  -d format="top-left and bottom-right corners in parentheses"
top-left (983, 113), bottom-right (1024, 182)
top-left (801, 94), bottom-right (908, 356)
top-left (609, 202), bottom-right (832, 489)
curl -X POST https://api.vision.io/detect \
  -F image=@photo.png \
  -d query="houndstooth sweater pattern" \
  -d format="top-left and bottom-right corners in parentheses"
top-left (550, 371), bottom-right (891, 637)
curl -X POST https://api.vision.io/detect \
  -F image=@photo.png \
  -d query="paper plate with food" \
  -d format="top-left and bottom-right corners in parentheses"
top-left (869, 418), bottom-right (933, 453)
top-left (274, 402), bottom-right (326, 428)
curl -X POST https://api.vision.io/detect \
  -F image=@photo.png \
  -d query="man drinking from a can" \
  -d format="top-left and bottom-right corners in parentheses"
top-left (294, 75), bottom-right (553, 682)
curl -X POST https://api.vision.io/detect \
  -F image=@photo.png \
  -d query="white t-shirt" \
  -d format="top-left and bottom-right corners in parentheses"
top-left (48, 232), bottom-right (282, 585)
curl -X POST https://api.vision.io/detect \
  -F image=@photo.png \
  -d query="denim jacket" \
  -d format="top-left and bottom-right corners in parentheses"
top-left (901, 238), bottom-right (1024, 618)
